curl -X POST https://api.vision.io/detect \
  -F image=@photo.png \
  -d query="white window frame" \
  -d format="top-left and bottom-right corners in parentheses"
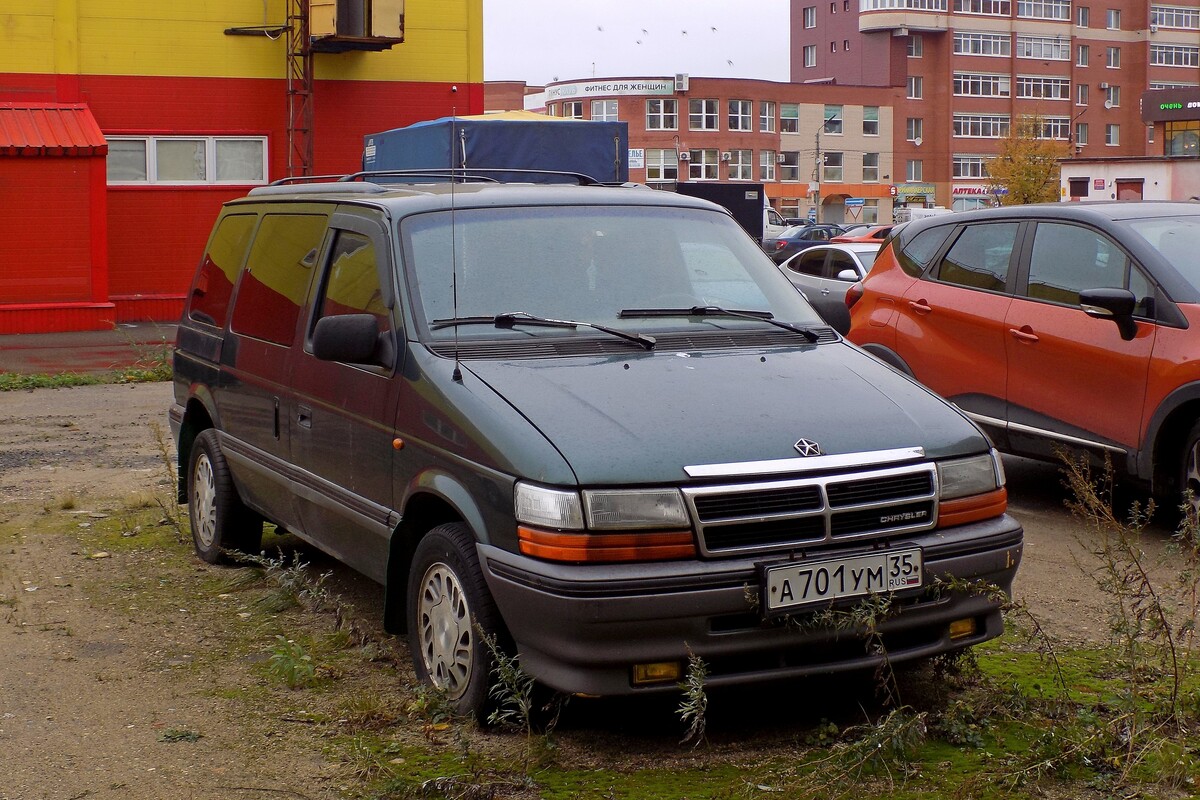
top-left (1105, 123), bottom-right (1120, 146)
top-left (954, 0), bottom-right (1011, 14)
top-left (906, 117), bottom-right (924, 141)
top-left (954, 31), bottom-right (1011, 56)
top-left (1017, 35), bottom-right (1070, 60)
top-left (779, 151), bottom-right (802, 182)
top-left (646, 99), bottom-right (678, 131)
top-left (1016, 75), bottom-right (1070, 100)
top-left (863, 152), bottom-right (880, 182)
top-left (1076, 122), bottom-right (1089, 144)
top-left (1077, 83), bottom-right (1089, 105)
top-left (781, 103), bottom-right (800, 133)
top-left (760, 101), bottom-right (777, 132)
top-left (562, 101), bottom-right (584, 119)
top-left (1106, 8), bottom-right (1121, 28)
top-left (907, 75), bottom-right (924, 99)
top-left (953, 113), bottom-right (1011, 138)
top-left (760, 150), bottom-right (777, 181)
top-left (908, 35), bottom-right (924, 56)
top-left (728, 149), bottom-right (754, 181)
top-left (689, 99), bottom-right (720, 131)
top-left (728, 99), bottom-right (754, 131)
top-left (1035, 116), bottom-right (1071, 139)
top-left (906, 159), bottom-right (923, 181)
top-left (645, 148), bottom-right (679, 182)
top-left (689, 148), bottom-right (720, 179)
top-left (1151, 44), bottom-right (1200, 66)
top-left (824, 105), bottom-right (844, 135)
top-left (1077, 5), bottom-right (1090, 26)
top-left (1077, 44), bottom-right (1090, 66)
top-left (953, 155), bottom-right (990, 179)
top-left (804, 5), bottom-right (818, 27)
top-left (590, 99), bottom-right (619, 121)
top-left (1017, 0), bottom-right (1070, 20)
top-left (1152, 5), bottom-right (1200, 29)
top-left (106, 135), bottom-right (268, 185)
top-left (863, 106), bottom-right (880, 136)
top-left (804, 45), bottom-right (818, 67)
top-left (954, 72), bottom-right (1012, 97)
top-left (823, 152), bottom-right (844, 183)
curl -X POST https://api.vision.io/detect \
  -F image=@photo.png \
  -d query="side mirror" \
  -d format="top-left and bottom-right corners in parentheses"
top-left (1079, 287), bottom-right (1138, 341)
top-left (835, 269), bottom-right (859, 282)
top-left (312, 314), bottom-right (383, 364)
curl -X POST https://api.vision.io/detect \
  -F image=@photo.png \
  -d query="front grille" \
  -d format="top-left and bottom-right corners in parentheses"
top-left (682, 463), bottom-right (938, 557)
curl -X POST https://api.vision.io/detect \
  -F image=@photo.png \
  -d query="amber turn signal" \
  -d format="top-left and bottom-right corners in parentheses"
top-left (938, 487), bottom-right (1007, 528)
top-left (517, 526), bottom-right (695, 563)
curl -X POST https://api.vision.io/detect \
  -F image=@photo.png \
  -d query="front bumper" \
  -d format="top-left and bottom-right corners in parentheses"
top-left (480, 514), bottom-right (1023, 697)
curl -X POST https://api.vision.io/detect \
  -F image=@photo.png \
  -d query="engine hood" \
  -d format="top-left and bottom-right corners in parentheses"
top-left (462, 342), bottom-right (987, 485)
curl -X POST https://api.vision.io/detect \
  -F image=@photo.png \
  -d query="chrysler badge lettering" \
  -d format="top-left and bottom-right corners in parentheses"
top-left (794, 438), bottom-right (822, 457)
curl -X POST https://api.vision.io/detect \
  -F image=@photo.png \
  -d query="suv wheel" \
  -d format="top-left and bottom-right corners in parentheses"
top-left (407, 522), bottom-right (503, 721)
top-left (188, 429), bottom-right (263, 564)
top-left (1182, 420), bottom-right (1200, 525)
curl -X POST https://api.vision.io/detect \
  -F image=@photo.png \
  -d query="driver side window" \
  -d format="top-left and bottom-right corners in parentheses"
top-left (1025, 222), bottom-right (1154, 317)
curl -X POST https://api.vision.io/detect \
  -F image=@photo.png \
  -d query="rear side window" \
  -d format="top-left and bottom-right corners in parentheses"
top-left (230, 214), bottom-right (326, 346)
top-left (896, 225), bottom-right (954, 277)
top-left (189, 214), bottom-right (256, 328)
top-left (788, 249), bottom-right (827, 277)
top-left (933, 223), bottom-right (1019, 293)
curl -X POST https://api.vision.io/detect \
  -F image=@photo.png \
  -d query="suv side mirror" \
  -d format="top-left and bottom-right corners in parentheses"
top-left (1080, 287), bottom-right (1138, 341)
top-left (312, 314), bottom-right (385, 364)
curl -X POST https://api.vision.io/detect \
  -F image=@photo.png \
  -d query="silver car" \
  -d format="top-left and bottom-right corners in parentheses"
top-left (780, 242), bottom-right (882, 334)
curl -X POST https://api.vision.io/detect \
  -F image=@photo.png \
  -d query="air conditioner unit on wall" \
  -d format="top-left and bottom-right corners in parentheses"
top-left (678, 151), bottom-right (691, 161)
top-left (721, 151), bottom-right (732, 161)
top-left (1099, 82), bottom-right (1110, 89)
top-left (674, 73), bottom-right (690, 92)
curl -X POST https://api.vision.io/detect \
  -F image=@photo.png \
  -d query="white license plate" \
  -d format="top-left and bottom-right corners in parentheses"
top-left (764, 548), bottom-right (923, 614)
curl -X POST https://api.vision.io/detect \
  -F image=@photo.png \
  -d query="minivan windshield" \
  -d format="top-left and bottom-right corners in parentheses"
top-left (402, 205), bottom-right (821, 340)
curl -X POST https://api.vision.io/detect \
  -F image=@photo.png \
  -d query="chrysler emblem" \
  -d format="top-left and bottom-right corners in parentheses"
top-left (794, 438), bottom-right (822, 457)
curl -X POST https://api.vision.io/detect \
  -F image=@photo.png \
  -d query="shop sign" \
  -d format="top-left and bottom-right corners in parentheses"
top-left (628, 148), bottom-right (645, 169)
top-left (895, 183), bottom-right (935, 196)
top-left (545, 79), bottom-right (675, 101)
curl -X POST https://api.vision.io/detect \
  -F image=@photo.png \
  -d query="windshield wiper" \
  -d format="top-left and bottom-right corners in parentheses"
top-left (431, 311), bottom-right (656, 350)
top-left (617, 305), bottom-right (820, 343)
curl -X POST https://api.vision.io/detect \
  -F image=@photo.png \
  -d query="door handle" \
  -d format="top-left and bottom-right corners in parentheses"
top-left (1009, 326), bottom-right (1039, 343)
top-left (297, 405), bottom-right (313, 429)
top-left (908, 299), bottom-right (932, 314)
top-left (820, 287), bottom-right (831, 296)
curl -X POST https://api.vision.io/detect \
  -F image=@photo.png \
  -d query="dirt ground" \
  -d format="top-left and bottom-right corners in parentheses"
top-left (0, 382), bottom-right (1187, 798)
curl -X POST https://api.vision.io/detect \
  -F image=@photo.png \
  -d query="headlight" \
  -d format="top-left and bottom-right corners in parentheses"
top-left (514, 483), bottom-right (584, 530)
top-left (937, 450), bottom-right (1003, 500)
top-left (583, 489), bottom-right (690, 530)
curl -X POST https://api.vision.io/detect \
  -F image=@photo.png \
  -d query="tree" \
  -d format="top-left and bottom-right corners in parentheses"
top-left (985, 115), bottom-right (1069, 206)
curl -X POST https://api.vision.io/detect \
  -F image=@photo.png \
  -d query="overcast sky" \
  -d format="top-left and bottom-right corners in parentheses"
top-left (483, 0), bottom-right (791, 85)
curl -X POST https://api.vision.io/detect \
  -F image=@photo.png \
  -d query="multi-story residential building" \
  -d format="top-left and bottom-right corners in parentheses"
top-left (790, 0), bottom-right (1200, 208)
top-left (511, 76), bottom-right (906, 225)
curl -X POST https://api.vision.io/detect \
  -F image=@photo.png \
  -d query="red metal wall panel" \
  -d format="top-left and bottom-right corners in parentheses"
top-left (0, 157), bottom-right (96, 303)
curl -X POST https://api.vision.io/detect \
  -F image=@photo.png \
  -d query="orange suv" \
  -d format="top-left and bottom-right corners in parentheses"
top-left (847, 202), bottom-right (1200, 518)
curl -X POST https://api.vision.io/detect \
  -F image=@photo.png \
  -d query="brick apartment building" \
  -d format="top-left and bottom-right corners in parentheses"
top-left (790, 0), bottom-right (1200, 207)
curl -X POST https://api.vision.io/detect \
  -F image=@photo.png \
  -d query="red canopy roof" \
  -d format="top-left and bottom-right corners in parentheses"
top-left (0, 103), bottom-right (107, 156)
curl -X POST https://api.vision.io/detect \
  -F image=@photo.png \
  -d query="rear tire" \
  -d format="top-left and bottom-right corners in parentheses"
top-left (187, 429), bottom-right (263, 564)
top-left (407, 522), bottom-right (505, 723)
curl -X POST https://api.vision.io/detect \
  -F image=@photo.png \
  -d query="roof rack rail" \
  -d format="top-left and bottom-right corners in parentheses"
top-left (339, 168), bottom-right (603, 186)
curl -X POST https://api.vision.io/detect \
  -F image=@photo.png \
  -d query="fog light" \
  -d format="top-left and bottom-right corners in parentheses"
top-left (949, 618), bottom-right (977, 640)
top-left (632, 661), bottom-right (682, 685)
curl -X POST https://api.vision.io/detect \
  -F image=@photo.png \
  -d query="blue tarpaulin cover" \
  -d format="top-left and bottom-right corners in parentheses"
top-left (363, 112), bottom-right (629, 183)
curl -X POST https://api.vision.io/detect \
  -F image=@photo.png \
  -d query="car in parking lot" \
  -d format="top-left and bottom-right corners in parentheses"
top-left (846, 201), bottom-right (1200, 518)
top-left (170, 172), bottom-right (1023, 719)
top-left (763, 224), bottom-right (846, 264)
top-left (780, 242), bottom-right (882, 333)
top-left (832, 224), bottom-right (894, 244)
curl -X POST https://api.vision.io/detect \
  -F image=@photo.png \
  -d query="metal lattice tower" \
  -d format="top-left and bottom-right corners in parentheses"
top-left (286, 0), bottom-right (314, 177)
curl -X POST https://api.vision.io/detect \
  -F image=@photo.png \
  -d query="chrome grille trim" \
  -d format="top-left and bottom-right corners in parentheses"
top-left (681, 462), bottom-right (939, 557)
top-left (684, 446), bottom-right (925, 479)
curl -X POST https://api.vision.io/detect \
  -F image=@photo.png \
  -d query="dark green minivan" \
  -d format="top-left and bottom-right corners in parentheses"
top-left (170, 174), bottom-right (1023, 717)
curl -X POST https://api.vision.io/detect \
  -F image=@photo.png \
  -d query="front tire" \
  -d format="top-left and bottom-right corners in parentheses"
top-left (188, 429), bottom-right (263, 564)
top-left (1180, 420), bottom-right (1200, 526)
top-left (407, 522), bottom-right (504, 722)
